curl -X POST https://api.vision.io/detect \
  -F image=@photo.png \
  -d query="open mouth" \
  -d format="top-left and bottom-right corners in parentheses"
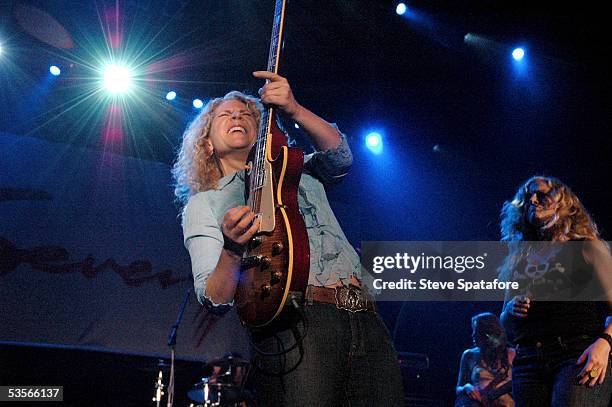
top-left (228, 126), bottom-right (246, 134)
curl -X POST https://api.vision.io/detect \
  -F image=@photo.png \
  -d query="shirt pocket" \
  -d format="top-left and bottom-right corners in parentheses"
top-left (298, 177), bottom-right (331, 228)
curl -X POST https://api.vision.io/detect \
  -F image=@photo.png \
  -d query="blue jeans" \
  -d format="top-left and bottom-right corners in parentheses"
top-left (249, 302), bottom-right (405, 407)
top-left (512, 335), bottom-right (612, 407)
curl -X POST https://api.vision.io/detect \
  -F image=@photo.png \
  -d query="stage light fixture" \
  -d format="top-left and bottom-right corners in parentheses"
top-left (512, 48), bottom-right (525, 61)
top-left (396, 3), bottom-right (407, 15)
top-left (366, 132), bottom-right (383, 154)
top-left (193, 99), bottom-right (203, 109)
top-left (49, 65), bottom-right (61, 76)
top-left (103, 64), bottom-right (133, 94)
top-left (166, 91), bottom-right (177, 101)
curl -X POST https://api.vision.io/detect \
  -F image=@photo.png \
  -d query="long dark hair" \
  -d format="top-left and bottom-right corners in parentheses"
top-left (472, 312), bottom-right (509, 376)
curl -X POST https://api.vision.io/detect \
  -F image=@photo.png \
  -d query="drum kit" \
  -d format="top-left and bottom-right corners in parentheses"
top-left (152, 355), bottom-right (252, 407)
top-left (187, 355), bottom-right (252, 407)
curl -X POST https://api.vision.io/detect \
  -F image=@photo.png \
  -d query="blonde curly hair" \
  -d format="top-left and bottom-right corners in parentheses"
top-left (497, 176), bottom-right (606, 282)
top-left (172, 91), bottom-right (263, 205)
top-left (500, 175), bottom-right (600, 242)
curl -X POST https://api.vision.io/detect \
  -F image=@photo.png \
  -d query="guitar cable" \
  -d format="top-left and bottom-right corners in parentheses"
top-left (248, 296), bottom-right (309, 376)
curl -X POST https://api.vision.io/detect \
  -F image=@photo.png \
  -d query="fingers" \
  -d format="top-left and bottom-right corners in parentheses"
top-left (578, 364), bottom-right (599, 386)
top-left (598, 364), bottom-right (607, 385)
top-left (576, 347), bottom-right (607, 387)
top-left (240, 216), bottom-right (261, 244)
top-left (253, 70), bottom-right (283, 81)
top-left (510, 295), bottom-right (530, 317)
top-left (222, 206), bottom-right (260, 245)
top-left (223, 206), bottom-right (251, 230)
top-left (579, 364), bottom-right (606, 387)
top-left (259, 81), bottom-right (291, 101)
top-left (473, 390), bottom-right (481, 402)
top-left (577, 360), bottom-right (591, 384)
top-left (576, 351), bottom-right (587, 366)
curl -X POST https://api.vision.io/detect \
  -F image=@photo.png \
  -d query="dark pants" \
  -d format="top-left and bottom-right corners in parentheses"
top-left (249, 302), bottom-right (405, 407)
top-left (512, 335), bottom-right (612, 407)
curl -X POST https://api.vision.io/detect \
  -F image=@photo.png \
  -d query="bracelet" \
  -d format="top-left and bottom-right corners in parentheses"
top-left (223, 233), bottom-right (246, 256)
top-left (598, 333), bottom-right (612, 353)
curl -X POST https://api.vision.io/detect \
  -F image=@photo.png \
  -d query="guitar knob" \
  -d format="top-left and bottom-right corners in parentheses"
top-left (272, 242), bottom-right (284, 255)
top-left (260, 256), bottom-right (271, 268)
top-left (261, 284), bottom-right (271, 296)
top-left (271, 271), bottom-right (283, 284)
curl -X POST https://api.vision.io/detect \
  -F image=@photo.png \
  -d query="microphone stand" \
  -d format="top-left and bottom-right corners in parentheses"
top-left (166, 289), bottom-right (190, 407)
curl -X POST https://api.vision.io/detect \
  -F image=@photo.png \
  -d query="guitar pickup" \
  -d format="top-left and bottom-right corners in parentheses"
top-left (241, 255), bottom-right (271, 269)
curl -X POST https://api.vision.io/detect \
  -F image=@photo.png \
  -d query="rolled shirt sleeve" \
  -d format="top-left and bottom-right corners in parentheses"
top-left (303, 127), bottom-right (353, 186)
top-left (182, 192), bottom-right (234, 313)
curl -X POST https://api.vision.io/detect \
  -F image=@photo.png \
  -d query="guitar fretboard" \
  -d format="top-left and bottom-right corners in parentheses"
top-left (248, 0), bottom-right (286, 213)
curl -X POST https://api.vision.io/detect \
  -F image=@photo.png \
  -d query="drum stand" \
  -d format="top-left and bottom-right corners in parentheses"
top-left (152, 370), bottom-right (164, 407)
top-left (166, 289), bottom-right (191, 407)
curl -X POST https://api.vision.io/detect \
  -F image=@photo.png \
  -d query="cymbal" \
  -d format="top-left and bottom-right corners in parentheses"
top-left (205, 356), bottom-right (250, 368)
top-left (187, 380), bottom-right (243, 404)
top-left (135, 359), bottom-right (186, 372)
top-left (191, 378), bottom-right (236, 388)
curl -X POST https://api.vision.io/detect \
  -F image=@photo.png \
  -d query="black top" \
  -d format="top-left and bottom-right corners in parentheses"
top-left (502, 241), bottom-right (610, 344)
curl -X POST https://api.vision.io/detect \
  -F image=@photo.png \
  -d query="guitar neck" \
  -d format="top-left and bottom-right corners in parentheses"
top-left (249, 0), bottom-right (287, 208)
top-left (260, 0), bottom-right (286, 138)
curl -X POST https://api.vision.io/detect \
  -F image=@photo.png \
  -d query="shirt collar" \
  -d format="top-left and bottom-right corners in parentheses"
top-left (216, 170), bottom-right (245, 190)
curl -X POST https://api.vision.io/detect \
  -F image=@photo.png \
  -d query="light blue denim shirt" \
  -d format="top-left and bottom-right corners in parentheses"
top-left (182, 134), bottom-right (361, 311)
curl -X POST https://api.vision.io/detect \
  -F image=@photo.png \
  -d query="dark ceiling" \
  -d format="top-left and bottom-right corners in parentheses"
top-left (1, 0), bottom-right (610, 163)
top-left (1, 1), bottom-right (611, 240)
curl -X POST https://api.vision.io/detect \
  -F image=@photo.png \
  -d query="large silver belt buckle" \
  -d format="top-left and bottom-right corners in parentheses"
top-left (335, 285), bottom-right (367, 312)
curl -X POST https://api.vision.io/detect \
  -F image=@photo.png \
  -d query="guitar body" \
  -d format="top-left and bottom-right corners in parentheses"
top-left (454, 381), bottom-right (513, 407)
top-left (235, 120), bottom-right (310, 327)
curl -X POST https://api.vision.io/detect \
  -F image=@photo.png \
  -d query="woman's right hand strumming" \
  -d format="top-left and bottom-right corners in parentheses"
top-left (203, 206), bottom-right (261, 305)
top-left (462, 383), bottom-right (481, 402)
top-left (221, 206), bottom-right (261, 256)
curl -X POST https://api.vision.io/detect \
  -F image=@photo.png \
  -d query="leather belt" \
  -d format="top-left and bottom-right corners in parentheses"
top-left (305, 285), bottom-right (375, 312)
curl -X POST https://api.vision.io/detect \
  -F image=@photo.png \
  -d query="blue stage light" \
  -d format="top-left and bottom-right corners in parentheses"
top-left (166, 91), bottom-right (177, 101)
top-left (49, 65), bottom-right (61, 76)
top-left (366, 132), bottom-right (383, 154)
top-left (512, 47), bottom-right (525, 61)
top-left (396, 3), bottom-right (407, 15)
top-left (193, 99), bottom-right (203, 109)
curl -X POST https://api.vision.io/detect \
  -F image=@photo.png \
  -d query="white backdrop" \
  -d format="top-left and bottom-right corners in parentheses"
top-left (0, 132), bottom-right (249, 361)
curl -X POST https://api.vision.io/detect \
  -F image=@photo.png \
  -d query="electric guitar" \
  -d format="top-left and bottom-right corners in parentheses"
top-left (234, 0), bottom-right (310, 327)
top-left (455, 381), bottom-right (513, 407)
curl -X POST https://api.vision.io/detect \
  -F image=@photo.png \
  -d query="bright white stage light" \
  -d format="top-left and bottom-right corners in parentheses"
top-left (396, 3), bottom-right (407, 15)
top-left (50, 65), bottom-right (61, 76)
top-left (166, 91), bottom-right (177, 101)
top-left (512, 48), bottom-right (525, 61)
top-left (103, 64), bottom-right (133, 94)
top-left (193, 99), bottom-right (203, 109)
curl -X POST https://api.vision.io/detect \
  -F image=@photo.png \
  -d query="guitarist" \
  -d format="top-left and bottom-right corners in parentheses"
top-left (174, 72), bottom-right (404, 406)
top-left (456, 312), bottom-right (515, 407)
